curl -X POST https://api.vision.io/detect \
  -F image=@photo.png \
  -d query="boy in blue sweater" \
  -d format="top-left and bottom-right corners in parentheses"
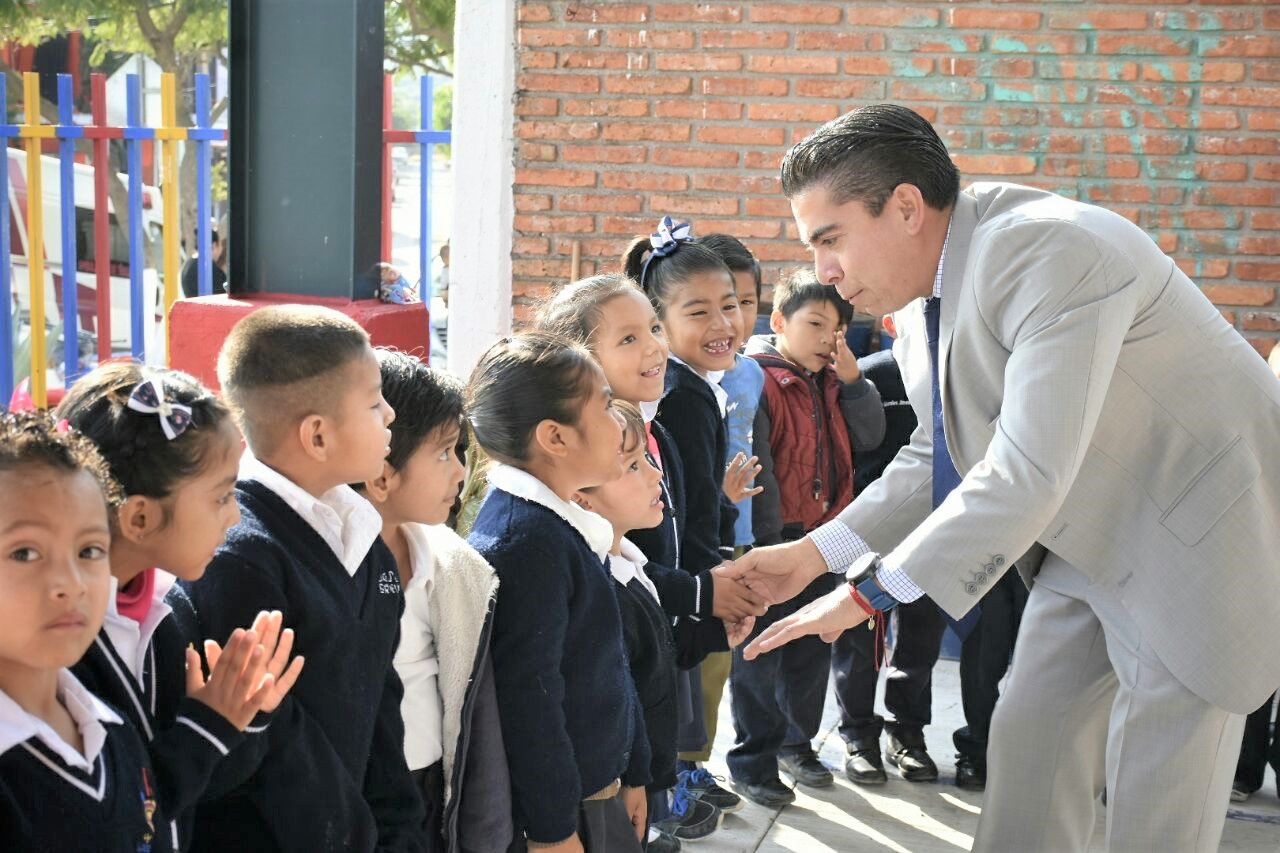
top-left (184, 306), bottom-right (426, 851)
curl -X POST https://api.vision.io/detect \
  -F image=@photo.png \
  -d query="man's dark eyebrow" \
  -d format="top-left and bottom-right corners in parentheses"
top-left (805, 223), bottom-right (839, 247)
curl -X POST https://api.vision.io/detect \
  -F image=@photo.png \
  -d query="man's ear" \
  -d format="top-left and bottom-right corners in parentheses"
top-left (363, 460), bottom-right (398, 504)
top-left (532, 419), bottom-right (570, 460)
top-left (298, 414), bottom-right (328, 462)
top-left (890, 183), bottom-right (927, 237)
top-left (769, 309), bottom-right (787, 335)
top-left (116, 495), bottom-right (163, 543)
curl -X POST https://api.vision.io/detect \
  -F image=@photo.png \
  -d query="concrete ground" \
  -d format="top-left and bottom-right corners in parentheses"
top-left (698, 659), bottom-right (1280, 852)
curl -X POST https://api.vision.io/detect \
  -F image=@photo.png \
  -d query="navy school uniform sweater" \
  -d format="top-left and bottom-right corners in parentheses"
top-left (0, 677), bottom-right (174, 852)
top-left (467, 486), bottom-right (649, 845)
top-left (182, 480), bottom-right (425, 852)
top-left (71, 582), bottom-right (250, 851)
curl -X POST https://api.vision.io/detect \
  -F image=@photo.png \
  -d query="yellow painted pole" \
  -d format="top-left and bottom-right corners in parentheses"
top-left (160, 73), bottom-right (180, 365)
top-left (23, 72), bottom-right (47, 408)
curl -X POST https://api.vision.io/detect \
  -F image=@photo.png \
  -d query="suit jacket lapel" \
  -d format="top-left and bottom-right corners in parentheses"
top-left (938, 190), bottom-right (980, 456)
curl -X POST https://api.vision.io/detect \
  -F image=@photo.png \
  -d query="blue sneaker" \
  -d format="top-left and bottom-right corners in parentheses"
top-left (654, 776), bottom-right (722, 840)
top-left (681, 767), bottom-right (743, 814)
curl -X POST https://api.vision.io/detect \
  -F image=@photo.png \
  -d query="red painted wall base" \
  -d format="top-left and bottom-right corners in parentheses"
top-left (169, 294), bottom-right (430, 391)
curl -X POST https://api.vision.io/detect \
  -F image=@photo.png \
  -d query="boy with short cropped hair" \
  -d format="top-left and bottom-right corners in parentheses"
top-left (727, 270), bottom-right (886, 807)
top-left (184, 305), bottom-right (426, 851)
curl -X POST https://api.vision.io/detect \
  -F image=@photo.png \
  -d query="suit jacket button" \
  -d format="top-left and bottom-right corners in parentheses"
top-left (965, 582), bottom-right (979, 595)
top-left (984, 563), bottom-right (996, 575)
top-left (993, 555), bottom-right (1006, 567)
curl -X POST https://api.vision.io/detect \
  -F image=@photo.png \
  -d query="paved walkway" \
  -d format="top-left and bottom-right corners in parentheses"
top-left (698, 659), bottom-right (1280, 852)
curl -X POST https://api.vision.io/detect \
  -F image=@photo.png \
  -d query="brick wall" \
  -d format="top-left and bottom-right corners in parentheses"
top-left (512, 1), bottom-right (1280, 354)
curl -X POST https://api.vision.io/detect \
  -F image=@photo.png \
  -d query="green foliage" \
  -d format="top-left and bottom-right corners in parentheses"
top-left (386, 0), bottom-right (454, 77)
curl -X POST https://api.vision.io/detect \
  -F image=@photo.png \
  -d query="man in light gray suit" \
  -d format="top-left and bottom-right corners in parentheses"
top-left (731, 104), bottom-right (1280, 851)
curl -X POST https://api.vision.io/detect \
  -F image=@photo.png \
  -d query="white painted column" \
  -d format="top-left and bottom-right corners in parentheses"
top-left (447, 0), bottom-right (516, 380)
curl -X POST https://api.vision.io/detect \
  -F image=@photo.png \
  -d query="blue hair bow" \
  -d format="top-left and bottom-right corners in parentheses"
top-left (126, 378), bottom-right (194, 441)
top-left (640, 216), bottom-right (694, 289)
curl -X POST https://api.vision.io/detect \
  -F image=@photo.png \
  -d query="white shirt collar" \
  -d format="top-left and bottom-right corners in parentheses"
top-left (933, 216), bottom-right (953, 301)
top-left (103, 571), bottom-right (177, 685)
top-left (669, 355), bottom-right (728, 418)
top-left (612, 538), bottom-right (661, 604)
top-left (487, 463), bottom-right (614, 560)
top-left (399, 522), bottom-right (437, 594)
top-left (639, 399), bottom-right (660, 424)
top-left (239, 454), bottom-right (382, 577)
top-left (0, 670), bottom-right (122, 770)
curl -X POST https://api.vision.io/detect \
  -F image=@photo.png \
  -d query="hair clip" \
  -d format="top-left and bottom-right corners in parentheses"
top-left (55, 418), bottom-right (71, 434)
top-left (126, 378), bottom-right (194, 441)
top-left (640, 216), bottom-right (694, 288)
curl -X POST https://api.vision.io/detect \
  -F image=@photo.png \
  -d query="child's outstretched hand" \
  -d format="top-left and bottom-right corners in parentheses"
top-left (710, 565), bottom-right (769, 621)
top-left (185, 627), bottom-right (272, 730)
top-left (245, 610), bottom-right (305, 714)
top-left (725, 615), bottom-right (757, 648)
top-left (722, 452), bottom-right (764, 504)
top-left (831, 334), bottom-right (862, 385)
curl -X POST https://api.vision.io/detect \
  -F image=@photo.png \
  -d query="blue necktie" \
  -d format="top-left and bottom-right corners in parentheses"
top-left (925, 296), bottom-right (981, 639)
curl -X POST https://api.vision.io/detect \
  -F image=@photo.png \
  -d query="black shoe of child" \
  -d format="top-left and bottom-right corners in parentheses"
top-left (734, 776), bottom-right (797, 809)
top-left (845, 742), bottom-right (888, 786)
top-left (885, 735), bottom-right (939, 782)
top-left (778, 748), bottom-right (834, 788)
top-left (954, 754), bottom-right (986, 791)
top-left (654, 788), bottom-right (722, 841)
top-left (680, 767), bottom-right (743, 814)
top-left (646, 828), bottom-right (682, 852)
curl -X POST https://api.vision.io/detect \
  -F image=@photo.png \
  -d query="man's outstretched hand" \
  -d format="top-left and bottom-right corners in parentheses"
top-left (719, 537), bottom-right (830, 607)
top-left (742, 582), bottom-right (868, 660)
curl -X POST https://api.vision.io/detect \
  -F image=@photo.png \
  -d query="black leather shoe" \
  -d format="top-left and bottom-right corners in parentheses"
top-left (844, 743), bottom-right (888, 786)
top-left (885, 736), bottom-right (939, 782)
top-left (733, 776), bottom-right (796, 809)
top-left (954, 754), bottom-right (985, 791)
top-left (779, 749), bottom-right (834, 788)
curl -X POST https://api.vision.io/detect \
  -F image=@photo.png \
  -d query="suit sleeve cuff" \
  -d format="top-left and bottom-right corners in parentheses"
top-left (875, 561), bottom-right (926, 603)
top-left (808, 519), bottom-right (874, 574)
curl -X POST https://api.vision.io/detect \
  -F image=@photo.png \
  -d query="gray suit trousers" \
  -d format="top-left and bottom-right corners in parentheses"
top-left (975, 553), bottom-right (1244, 852)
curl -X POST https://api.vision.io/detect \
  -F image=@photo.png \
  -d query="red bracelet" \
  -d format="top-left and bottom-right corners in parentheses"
top-left (848, 583), bottom-right (886, 670)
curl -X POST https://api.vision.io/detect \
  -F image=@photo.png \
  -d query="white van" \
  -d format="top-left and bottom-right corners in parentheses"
top-left (6, 146), bottom-right (166, 368)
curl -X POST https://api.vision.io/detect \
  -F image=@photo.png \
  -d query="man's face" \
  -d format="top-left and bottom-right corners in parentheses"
top-left (791, 184), bottom-right (935, 318)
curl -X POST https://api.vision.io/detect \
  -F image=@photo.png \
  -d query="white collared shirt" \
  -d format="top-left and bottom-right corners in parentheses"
top-left (669, 355), bottom-right (728, 418)
top-left (487, 463), bottom-right (614, 560)
top-left (103, 571), bottom-right (177, 687)
top-left (394, 522), bottom-right (443, 772)
top-left (240, 454), bottom-right (383, 577)
top-left (0, 670), bottom-right (122, 770)
top-left (611, 538), bottom-right (661, 604)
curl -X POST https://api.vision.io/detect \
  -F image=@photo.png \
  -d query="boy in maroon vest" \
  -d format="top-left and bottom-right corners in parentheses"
top-left (726, 270), bottom-right (886, 806)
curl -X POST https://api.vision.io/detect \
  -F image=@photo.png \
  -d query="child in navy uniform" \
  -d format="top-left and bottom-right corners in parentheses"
top-left (466, 332), bottom-right (649, 852)
top-left (58, 362), bottom-right (303, 851)
top-left (184, 306), bottom-right (426, 851)
top-left (0, 411), bottom-right (172, 851)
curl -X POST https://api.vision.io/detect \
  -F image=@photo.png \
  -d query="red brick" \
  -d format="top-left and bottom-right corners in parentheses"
top-left (1197, 161), bottom-right (1249, 181)
top-left (1249, 112), bottom-right (1280, 131)
top-left (1248, 338), bottom-right (1277, 359)
top-left (562, 99), bottom-right (650, 118)
top-left (698, 126), bottom-right (786, 146)
top-left (1142, 109), bottom-right (1241, 130)
top-left (652, 148), bottom-right (739, 168)
top-left (559, 51), bottom-right (648, 71)
top-left (603, 122), bottom-right (691, 142)
top-left (513, 236), bottom-right (550, 255)
top-left (517, 142), bottom-right (556, 162)
top-left (796, 32), bottom-right (885, 52)
top-left (1202, 36), bottom-right (1280, 58)
top-left (649, 195), bottom-right (739, 216)
top-left (1039, 60), bottom-right (1139, 81)
top-left (511, 259), bottom-right (571, 278)
top-left (1043, 108), bottom-right (1140, 129)
top-left (846, 57), bottom-right (935, 77)
top-left (987, 34), bottom-right (1086, 53)
top-left (514, 167), bottom-right (597, 187)
top-left (516, 121), bottom-right (600, 141)
top-left (1203, 284), bottom-right (1277, 304)
top-left (747, 55), bottom-right (839, 75)
top-left (891, 80), bottom-right (987, 102)
top-left (889, 33), bottom-right (985, 53)
top-left (745, 151), bottom-right (786, 170)
top-left (606, 30), bottom-right (695, 49)
top-left (656, 101), bottom-right (743, 120)
top-left (952, 154), bottom-right (1039, 176)
top-left (561, 144), bottom-right (647, 164)
top-left (1094, 35), bottom-right (1195, 55)
top-left (516, 96), bottom-right (559, 117)
top-left (1268, 9), bottom-right (1280, 29)
top-left (1253, 211), bottom-right (1280, 229)
top-left (1154, 10), bottom-right (1257, 30)
top-left (601, 216), bottom-right (653, 235)
top-left (1097, 85), bottom-right (1194, 107)
top-left (604, 75), bottom-right (692, 95)
top-left (517, 73), bottom-right (599, 94)
top-left (1202, 86), bottom-right (1280, 108)
top-left (1155, 233), bottom-right (1179, 254)
top-left (1255, 63), bottom-right (1280, 81)
top-left (559, 193), bottom-right (642, 213)
top-left (1102, 134), bottom-right (1190, 155)
top-left (751, 243), bottom-right (812, 263)
top-left (689, 218), bottom-right (783, 239)
top-left (1240, 237), bottom-right (1280, 256)
top-left (513, 214), bottom-right (595, 234)
top-left (1195, 136), bottom-right (1280, 155)
top-left (949, 9), bottom-right (1041, 29)
top-left (1241, 313), bottom-right (1280, 333)
top-left (1259, 162), bottom-right (1280, 181)
top-left (514, 193), bottom-right (552, 213)
top-left (938, 58), bottom-right (1033, 78)
top-left (1178, 259), bottom-right (1231, 280)
top-left (1048, 11), bottom-right (1148, 29)
top-left (750, 4), bottom-right (841, 24)
top-left (745, 197), bottom-right (794, 217)
top-left (653, 4), bottom-right (741, 23)
top-left (847, 7), bottom-right (940, 27)
top-left (1143, 62), bottom-right (1246, 83)
top-left (701, 30), bottom-right (790, 49)
top-left (554, 238), bottom-right (630, 259)
top-left (941, 107), bottom-right (1039, 127)
top-left (561, 3), bottom-right (649, 23)
top-left (602, 172), bottom-right (688, 192)
top-left (702, 77), bottom-right (790, 97)
top-left (692, 174), bottom-right (781, 195)
top-left (795, 79), bottom-right (887, 100)
top-left (520, 51), bottom-right (556, 70)
top-left (746, 103), bottom-right (839, 123)
top-left (518, 4), bottom-right (551, 23)
top-left (1194, 187), bottom-right (1280, 206)
top-left (518, 28), bottom-right (600, 47)
top-left (656, 54), bottom-right (742, 72)
top-left (1238, 264), bottom-right (1280, 283)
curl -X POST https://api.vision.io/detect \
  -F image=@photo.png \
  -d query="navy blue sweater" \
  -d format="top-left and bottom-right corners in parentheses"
top-left (71, 584), bottom-right (248, 851)
top-left (468, 487), bottom-right (648, 844)
top-left (182, 480), bottom-right (425, 852)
